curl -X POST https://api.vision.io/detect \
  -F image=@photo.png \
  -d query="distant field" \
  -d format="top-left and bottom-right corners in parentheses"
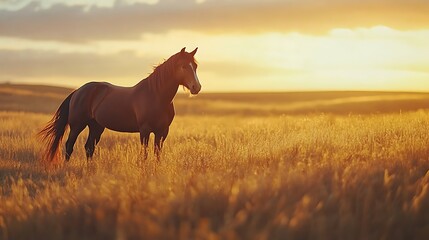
top-left (1, 83), bottom-right (429, 239)
top-left (2, 83), bottom-right (429, 115)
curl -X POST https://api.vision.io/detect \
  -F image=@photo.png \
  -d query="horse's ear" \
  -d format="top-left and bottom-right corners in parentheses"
top-left (190, 47), bottom-right (198, 56)
top-left (180, 47), bottom-right (186, 53)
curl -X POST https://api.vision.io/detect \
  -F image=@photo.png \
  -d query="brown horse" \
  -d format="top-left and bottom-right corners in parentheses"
top-left (40, 47), bottom-right (201, 162)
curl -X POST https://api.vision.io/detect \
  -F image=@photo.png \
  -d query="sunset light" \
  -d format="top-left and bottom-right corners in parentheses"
top-left (3, 1), bottom-right (429, 239)
top-left (1, 0), bottom-right (428, 92)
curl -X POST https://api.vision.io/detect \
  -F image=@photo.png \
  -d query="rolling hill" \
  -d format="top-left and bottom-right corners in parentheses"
top-left (1, 83), bottom-right (429, 115)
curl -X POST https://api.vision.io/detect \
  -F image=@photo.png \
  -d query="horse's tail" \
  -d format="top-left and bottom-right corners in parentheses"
top-left (39, 92), bottom-right (74, 162)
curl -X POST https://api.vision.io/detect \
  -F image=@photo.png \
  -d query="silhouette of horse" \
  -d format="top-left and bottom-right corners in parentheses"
top-left (40, 47), bottom-right (201, 162)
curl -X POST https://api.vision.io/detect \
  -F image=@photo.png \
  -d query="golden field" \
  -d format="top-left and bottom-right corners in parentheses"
top-left (1, 84), bottom-right (429, 239)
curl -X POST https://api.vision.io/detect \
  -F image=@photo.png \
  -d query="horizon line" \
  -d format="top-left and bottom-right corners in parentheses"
top-left (2, 81), bottom-right (429, 95)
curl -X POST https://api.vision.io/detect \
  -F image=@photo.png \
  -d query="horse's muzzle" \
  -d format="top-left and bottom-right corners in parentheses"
top-left (190, 83), bottom-right (201, 95)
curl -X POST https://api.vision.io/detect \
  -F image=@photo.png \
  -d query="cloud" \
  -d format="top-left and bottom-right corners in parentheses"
top-left (0, 48), bottom-right (286, 86)
top-left (0, 49), bottom-right (158, 80)
top-left (0, 0), bottom-right (159, 10)
top-left (0, 0), bottom-right (428, 42)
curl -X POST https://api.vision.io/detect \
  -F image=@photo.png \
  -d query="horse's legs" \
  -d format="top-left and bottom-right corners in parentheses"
top-left (154, 127), bottom-right (169, 161)
top-left (65, 124), bottom-right (86, 161)
top-left (85, 119), bottom-right (105, 160)
top-left (139, 126), bottom-right (150, 160)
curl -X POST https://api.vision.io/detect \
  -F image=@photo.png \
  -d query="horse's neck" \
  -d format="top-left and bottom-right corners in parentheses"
top-left (159, 81), bottom-right (179, 104)
top-left (136, 74), bottom-right (179, 104)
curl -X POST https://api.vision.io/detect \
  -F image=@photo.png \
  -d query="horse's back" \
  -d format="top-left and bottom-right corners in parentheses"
top-left (69, 82), bottom-right (116, 123)
top-left (70, 81), bottom-right (106, 108)
top-left (69, 81), bottom-right (140, 132)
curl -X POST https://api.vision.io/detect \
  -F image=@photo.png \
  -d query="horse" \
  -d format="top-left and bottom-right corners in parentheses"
top-left (39, 47), bottom-right (201, 162)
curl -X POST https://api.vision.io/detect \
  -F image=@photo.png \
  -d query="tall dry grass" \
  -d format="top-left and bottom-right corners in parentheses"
top-left (1, 110), bottom-right (429, 239)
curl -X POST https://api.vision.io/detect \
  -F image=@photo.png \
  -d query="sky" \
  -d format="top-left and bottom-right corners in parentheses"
top-left (0, 0), bottom-right (429, 92)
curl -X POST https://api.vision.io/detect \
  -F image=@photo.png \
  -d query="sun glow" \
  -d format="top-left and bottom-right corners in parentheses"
top-left (196, 26), bottom-right (429, 92)
top-left (1, 25), bottom-right (428, 91)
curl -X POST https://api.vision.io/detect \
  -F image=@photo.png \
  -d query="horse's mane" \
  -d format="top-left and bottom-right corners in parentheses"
top-left (145, 54), bottom-right (178, 94)
top-left (145, 53), bottom-right (197, 95)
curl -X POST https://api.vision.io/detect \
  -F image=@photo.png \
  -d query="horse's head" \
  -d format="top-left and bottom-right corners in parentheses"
top-left (175, 47), bottom-right (202, 95)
